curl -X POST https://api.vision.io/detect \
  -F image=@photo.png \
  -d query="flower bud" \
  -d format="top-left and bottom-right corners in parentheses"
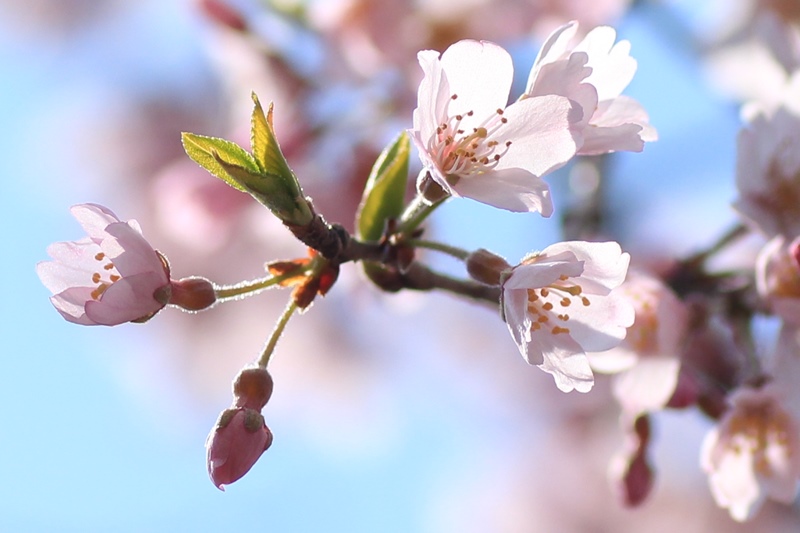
top-left (206, 407), bottom-right (273, 490)
top-left (233, 367), bottom-right (274, 410)
top-left (168, 276), bottom-right (217, 311)
top-left (609, 415), bottom-right (654, 507)
top-left (466, 249), bottom-right (511, 286)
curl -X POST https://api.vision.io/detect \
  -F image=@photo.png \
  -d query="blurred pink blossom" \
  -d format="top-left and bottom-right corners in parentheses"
top-left (36, 203), bottom-right (170, 325)
top-left (501, 241), bottom-right (633, 392)
top-left (701, 325), bottom-right (800, 521)
top-left (410, 39), bottom-right (579, 214)
top-left (701, 385), bottom-right (800, 521)
top-left (525, 21), bottom-right (657, 155)
top-left (588, 271), bottom-right (688, 415)
top-left (756, 235), bottom-right (800, 324)
top-left (734, 104), bottom-right (800, 237)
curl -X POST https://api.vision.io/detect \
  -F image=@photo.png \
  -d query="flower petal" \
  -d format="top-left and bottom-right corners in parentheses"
top-left (439, 40), bottom-right (513, 125)
top-left (454, 167), bottom-right (553, 214)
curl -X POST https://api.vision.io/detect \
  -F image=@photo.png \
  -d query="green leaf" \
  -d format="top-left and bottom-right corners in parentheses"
top-left (181, 133), bottom-right (260, 193)
top-left (355, 132), bottom-right (410, 242)
top-left (250, 92), bottom-right (271, 174)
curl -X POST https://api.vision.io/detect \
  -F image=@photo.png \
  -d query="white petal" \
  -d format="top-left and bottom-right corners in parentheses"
top-left (612, 355), bottom-right (681, 414)
top-left (454, 167), bottom-right (553, 214)
top-left (440, 40), bottom-right (513, 125)
top-left (497, 94), bottom-right (578, 178)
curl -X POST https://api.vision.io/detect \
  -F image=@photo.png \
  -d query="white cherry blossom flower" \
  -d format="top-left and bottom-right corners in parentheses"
top-left (501, 241), bottom-right (634, 393)
top-left (409, 39), bottom-right (581, 215)
top-left (525, 21), bottom-right (657, 155)
top-left (734, 104), bottom-right (800, 238)
top-left (701, 325), bottom-right (800, 521)
top-left (37, 203), bottom-right (171, 326)
top-left (588, 271), bottom-right (688, 415)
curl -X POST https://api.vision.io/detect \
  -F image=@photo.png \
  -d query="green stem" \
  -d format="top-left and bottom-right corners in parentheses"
top-left (408, 239), bottom-right (471, 261)
top-left (257, 298), bottom-right (299, 368)
top-left (396, 194), bottom-right (446, 235)
top-left (215, 265), bottom-right (307, 301)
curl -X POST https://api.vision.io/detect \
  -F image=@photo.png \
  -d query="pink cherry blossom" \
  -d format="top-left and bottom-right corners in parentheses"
top-left (501, 241), bottom-right (634, 393)
top-left (206, 407), bottom-right (273, 490)
top-left (756, 235), bottom-right (800, 325)
top-left (525, 21), bottom-right (657, 155)
top-left (701, 325), bottom-right (800, 521)
top-left (588, 271), bottom-right (688, 415)
top-left (734, 104), bottom-right (800, 238)
top-left (409, 39), bottom-right (581, 215)
top-left (36, 203), bottom-right (171, 326)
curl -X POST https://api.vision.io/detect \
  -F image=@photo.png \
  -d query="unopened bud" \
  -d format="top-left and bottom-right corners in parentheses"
top-left (206, 407), bottom-right (273, 490)
top-left (168, 276), bottom-right (217, 311)
top-left (466, 249), bottom-right (511, 286)
top-left (233, 367), bottom-right (274, 410)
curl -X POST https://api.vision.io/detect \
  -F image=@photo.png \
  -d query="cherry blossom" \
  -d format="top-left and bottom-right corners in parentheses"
top-left (525, 21), bottom-right (657, 155)
top-left (501, 241), bottom-right (634, 392)
top-left (36, 203), bottom-right (171, 326)
top-left (206, 407), bottom-right (274, 490)
top-left (206, 367), bottom-right (275, 490)
top-left (588, 271), bottom-right (688, 415)
top-left (701, 325), bottom-right (800, 521)
top-left (409, 39), bottom-right (581, 215)
top-left (734, 104), bottom-right (800, 238)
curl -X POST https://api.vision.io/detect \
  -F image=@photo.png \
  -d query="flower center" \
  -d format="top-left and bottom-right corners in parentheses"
top-left (90, 252), bottom-right (121, 300)
top-left (526, 274), bottom-right (591, 336)
top-left (727, 398), bottom-right (794, 477)
top-left (430, 93), bottom-right (512, 182)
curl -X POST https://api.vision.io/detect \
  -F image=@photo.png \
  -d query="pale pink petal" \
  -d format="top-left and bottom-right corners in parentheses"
top-left (502, 255), bottom-right (584, 290)
top-left (702, 430), bottom-right (765, 522)
top-left (575, 26), bottom-right (636, 101)
top-left (527, 21), bottom-right (579, 86)
top-left (613, 356), bottom-right (681, 414)
top-left (70, 203), bottom-right (124, 242)
top-left (49, 287), bottom-right (97, 325)
top-left (562, 291), bottom-right (634, 352)
top-left (496, 94), bottom-right (579, 178)
top-left (440, 40), bottom-right (513, 124)
top-left (454, 167), bottom-right (553, 214)
top-left (84, 272), bottom-right (168, 325)
top-left (579, 97), bottom-right (656, 155)
top-left (533, 333), bottom-right (594, 393)
top-left (413, 49), bottom-right (450, 140)
top-left (503, 286), bottom-right (532, 349)
top-left (526, 52), bottom-right (597, 131)
top-left (104, 222), bottom-right (168, 279)
top-left (543, 240), bottom-right (629, 290)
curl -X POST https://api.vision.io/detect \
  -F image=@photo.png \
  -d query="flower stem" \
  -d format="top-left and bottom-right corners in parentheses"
top-left (215, 265), bottom-right (307, 301)
top-left (407, 239), bottom-right (471, 261)
top-left (257, 298), bottom-right (299, 368)
top-left (396, 194), bottom-right (446, 236)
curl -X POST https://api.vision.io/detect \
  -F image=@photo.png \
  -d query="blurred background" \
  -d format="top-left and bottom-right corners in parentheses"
top-left (3, 0), bottom-right (800, 531)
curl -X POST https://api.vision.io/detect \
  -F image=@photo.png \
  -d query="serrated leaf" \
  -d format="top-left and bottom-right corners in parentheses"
top-left (181, 133), bottom-right (260, 193)
top-left (355, 132), bottom-right (410, 242)
top-left (250, 92), bottom-right (271, 174)
top-left (249, 94), bottom-right (301, 196)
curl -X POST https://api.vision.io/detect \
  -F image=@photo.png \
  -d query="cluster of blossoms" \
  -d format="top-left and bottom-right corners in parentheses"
top-left (35, 10), bottom-right (800, 525)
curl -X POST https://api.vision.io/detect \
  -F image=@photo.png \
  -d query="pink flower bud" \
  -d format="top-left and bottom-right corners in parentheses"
top-left (168, 276), bottom-right (217, 311)
top-left (609, 415), bottom-right (654, 507)
top-left (233, 367), bottom-right (274, 410)
top-left (206, 407), bottom-right (273, 490)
